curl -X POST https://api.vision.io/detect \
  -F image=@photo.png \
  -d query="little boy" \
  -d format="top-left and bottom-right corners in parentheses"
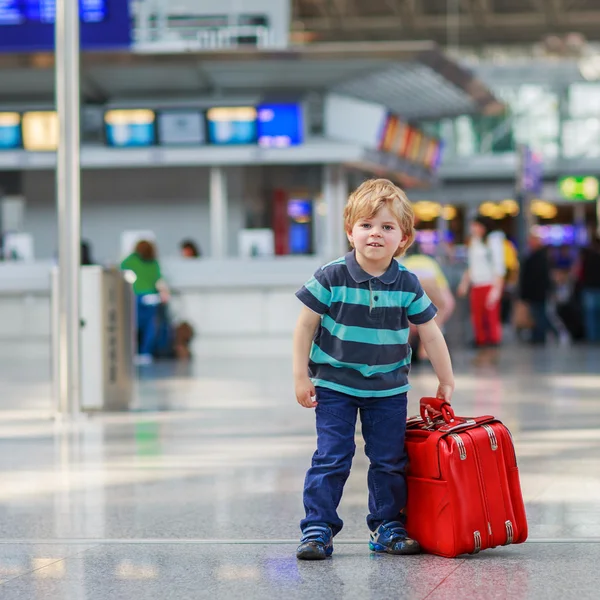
top-left (293, 178), bottom-right (454, 560)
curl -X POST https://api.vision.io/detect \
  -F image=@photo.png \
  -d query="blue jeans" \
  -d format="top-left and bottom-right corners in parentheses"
top-left (136, 295), bottom-right (159, 355)
top-left (528, 301), bottom-right (558, 344)
top-left (583, 289), bottom-right (600, 342)
top-left (301, 387), bottom-right (408, 537)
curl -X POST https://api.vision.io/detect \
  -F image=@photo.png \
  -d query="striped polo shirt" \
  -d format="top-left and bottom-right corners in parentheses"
top-left (296, 250), bottom-right (437, 398)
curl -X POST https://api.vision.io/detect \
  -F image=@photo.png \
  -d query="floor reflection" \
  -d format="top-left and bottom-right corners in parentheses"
top-left (0, 345), bottom-right (598, 596)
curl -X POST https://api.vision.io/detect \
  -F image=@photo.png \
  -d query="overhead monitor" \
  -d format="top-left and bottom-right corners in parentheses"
top-left (21, 111), bottom-right (59, 151)
top-left (0, 1), bottom-right (108, 25)
top-left (257, 104), bottom-right (303, 148)
top-left (105, 109), bottom-right (156, 147)
top-left (0, 112), bottom-right (21, 149)
top-left (0, 0), bottom-right (129, 51)
top-left (206, 107), bottom-right (257, 145)
top-left (157, 111), bottom-right (205, 146)
top-left (324, 94), bottom-right (386, 149)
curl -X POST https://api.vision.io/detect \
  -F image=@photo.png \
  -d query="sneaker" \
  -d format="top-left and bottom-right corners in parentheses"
top-left (296, 523), bottom-right (334, 560)
top-left (369, 521), bottom-right (421, 555)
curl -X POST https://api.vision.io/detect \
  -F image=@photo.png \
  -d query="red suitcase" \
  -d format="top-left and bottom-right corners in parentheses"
top-left (404, 397), bottom-right (528, 558)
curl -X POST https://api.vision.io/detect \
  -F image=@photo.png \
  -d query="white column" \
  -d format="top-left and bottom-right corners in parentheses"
top-left (210, 167), bottom-right (228, 259)
top-left (55, 0), bottom-right (81, 417)
top-left (321, 165), bottom-right (349, 261)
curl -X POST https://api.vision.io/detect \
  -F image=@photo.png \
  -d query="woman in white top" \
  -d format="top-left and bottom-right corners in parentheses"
top-left (457, 216), bottom-right (506, 347)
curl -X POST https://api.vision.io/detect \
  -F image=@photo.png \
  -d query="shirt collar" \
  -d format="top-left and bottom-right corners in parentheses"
top-left (345, 250), bottom-right (400, 285)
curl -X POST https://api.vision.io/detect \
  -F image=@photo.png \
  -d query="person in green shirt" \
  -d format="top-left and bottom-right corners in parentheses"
top-left (121, 240), bottom-right (170, 364)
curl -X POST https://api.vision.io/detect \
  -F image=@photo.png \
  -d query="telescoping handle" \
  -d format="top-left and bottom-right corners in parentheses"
top-left (420, 397), bottom-right (456, 425)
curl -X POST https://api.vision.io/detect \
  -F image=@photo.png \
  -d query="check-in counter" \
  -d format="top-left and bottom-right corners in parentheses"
top-left (0, 256), bottom-right (467, 360)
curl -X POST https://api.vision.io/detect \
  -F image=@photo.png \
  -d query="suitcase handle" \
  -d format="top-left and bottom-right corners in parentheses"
top-left (420, 397), bottom-right (455, 424)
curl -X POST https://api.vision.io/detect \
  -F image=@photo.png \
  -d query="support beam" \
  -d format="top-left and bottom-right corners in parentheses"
top-left (55, 0), bottom-right (81, 417)
top-left (210, 167), bottom-right (228, 259)
top-left (321, 165), bottom-right (348, 260)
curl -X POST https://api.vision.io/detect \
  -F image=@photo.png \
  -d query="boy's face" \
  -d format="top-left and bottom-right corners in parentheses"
top-left (347, 205), bottom-right (408, 265)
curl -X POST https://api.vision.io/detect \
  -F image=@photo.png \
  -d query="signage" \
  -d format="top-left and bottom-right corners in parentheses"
top-left (257, 104), bottom-right (303, 148)
top-left (105, 110), bottom-right (156, 148)
top-left (157, 111), bottom-right (205, 146)
top-left (0, 0), bottom-right (129, 51)
top-left (21, 111), bottom-right (59, 151)
top-left (0, 1), bottom-right (107, 25)
top-left (558, 176), bottom-right (599, 201)
top-left (0, 112), bottom-right (21, 149)
top-left (206, 107), bottom-right (257, 145)
top-left (379, 115), bottom-right (443, 173)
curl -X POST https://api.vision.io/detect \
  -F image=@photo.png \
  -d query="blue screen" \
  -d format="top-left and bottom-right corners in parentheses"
top-left (0, 120), bottom-right (21, 149)
top-left (207, 108), bottom-right (257, 145)
top-left (0, 0), bottom-right (128, 51)
top-left (0, 1), bottom-right (106, 24)
top-left (257, 104), bottom-right (303, 148)
top-left (106, 123), bottom-right (155, 148)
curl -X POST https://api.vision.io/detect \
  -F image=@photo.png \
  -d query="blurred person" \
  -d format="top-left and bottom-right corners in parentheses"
top-left (501, 237), bottom-right (520, 324)
top-left (180, 239), bottom-right (201, 258)
top-left (402, 243), bottom-right (455, 361)
top-left (519, 234), bottom-right (563, 345)
top-left (293, 179), bottom-right (454, 560)
top-left (121, 240), bottom-right (170, 365)
top-left (81, 240), bottom-right (94, 265)
top-left (577, 237), bottom-right (600, 342)
top-left (457, 216), bottom-right (506, 349)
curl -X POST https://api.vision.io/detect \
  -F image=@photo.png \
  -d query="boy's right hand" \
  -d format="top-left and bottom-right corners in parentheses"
top-left (295, 376), bottom-right (317, 408)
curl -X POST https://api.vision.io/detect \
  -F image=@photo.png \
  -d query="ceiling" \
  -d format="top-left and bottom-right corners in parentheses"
top-left (0, 44), bottom-right (502, 120)
top-left (291, 0), bottom-right (600, 46)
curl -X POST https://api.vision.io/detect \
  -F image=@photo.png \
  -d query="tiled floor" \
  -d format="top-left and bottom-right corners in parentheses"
top-left (0, 343), bottom-right (599, 599)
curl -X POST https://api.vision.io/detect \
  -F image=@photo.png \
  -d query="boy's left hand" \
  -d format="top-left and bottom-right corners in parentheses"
top-left (436, 382), bottom-right (454, 403)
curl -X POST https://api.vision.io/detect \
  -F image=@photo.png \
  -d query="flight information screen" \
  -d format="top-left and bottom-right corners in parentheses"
top-left (0, 0), bottom-right (128, 51)
top-left (0, 1), bottom-right (107, 25)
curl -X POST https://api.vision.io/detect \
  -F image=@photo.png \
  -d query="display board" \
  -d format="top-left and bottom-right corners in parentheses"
top-left (158, 111), bottom-right (205, 146)
top-left (0, 0), bottom-right (130, 51)
top-left (257, 104), bottom-right (303, 148)
top-left (21, 111), bottom-right (59, 151)
top-left (379, 115), bottom-right (443, 173)
top-left (0, 113), bottom-right (21, 149)
top-left (105, 109), bottom-right (156, 148)
top-left (206, 107), bottom-right (257, 145)
top-left (0, 103), bottom-right (306, 151)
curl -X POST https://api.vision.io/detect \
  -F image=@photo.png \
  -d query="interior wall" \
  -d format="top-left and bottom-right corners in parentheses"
top-left (20, 164), bottom-right (323, 263)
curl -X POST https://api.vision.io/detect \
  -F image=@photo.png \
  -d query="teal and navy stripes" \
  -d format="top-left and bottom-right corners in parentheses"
top-left (296, 250), bottom-right (437, 398)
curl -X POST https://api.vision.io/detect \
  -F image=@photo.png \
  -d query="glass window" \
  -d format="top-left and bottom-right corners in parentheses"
top-left (455, 116), bottom-right (476, 157)
top-left (563, 118), bottom-right (600, 158)
top-left (505, 85), bottom-right (559, 158)
top-left (569, 84), bottom-right (600, 118)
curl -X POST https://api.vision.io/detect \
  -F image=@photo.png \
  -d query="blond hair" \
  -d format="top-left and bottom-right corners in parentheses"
top-left (344, 178), bottom-right (415, 257)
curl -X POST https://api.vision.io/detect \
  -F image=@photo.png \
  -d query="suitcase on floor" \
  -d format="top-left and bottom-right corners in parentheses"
top-left (404, 397), bottom-right (528, 557)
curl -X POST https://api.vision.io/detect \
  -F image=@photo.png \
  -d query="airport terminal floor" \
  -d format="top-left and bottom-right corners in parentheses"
top-left (0, 343), bottom-right (599, 599)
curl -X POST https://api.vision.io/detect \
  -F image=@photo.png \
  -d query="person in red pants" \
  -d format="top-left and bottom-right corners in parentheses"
top-left (457, 216), bottom-right (506, 349)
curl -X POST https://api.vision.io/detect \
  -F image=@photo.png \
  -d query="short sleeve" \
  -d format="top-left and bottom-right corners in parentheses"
top-left (405, 273), bottom-right (438, 325)
top-left (120, 254), bottom-right (133, 271)
top-left (296, 268), bottom-right (332, 315)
